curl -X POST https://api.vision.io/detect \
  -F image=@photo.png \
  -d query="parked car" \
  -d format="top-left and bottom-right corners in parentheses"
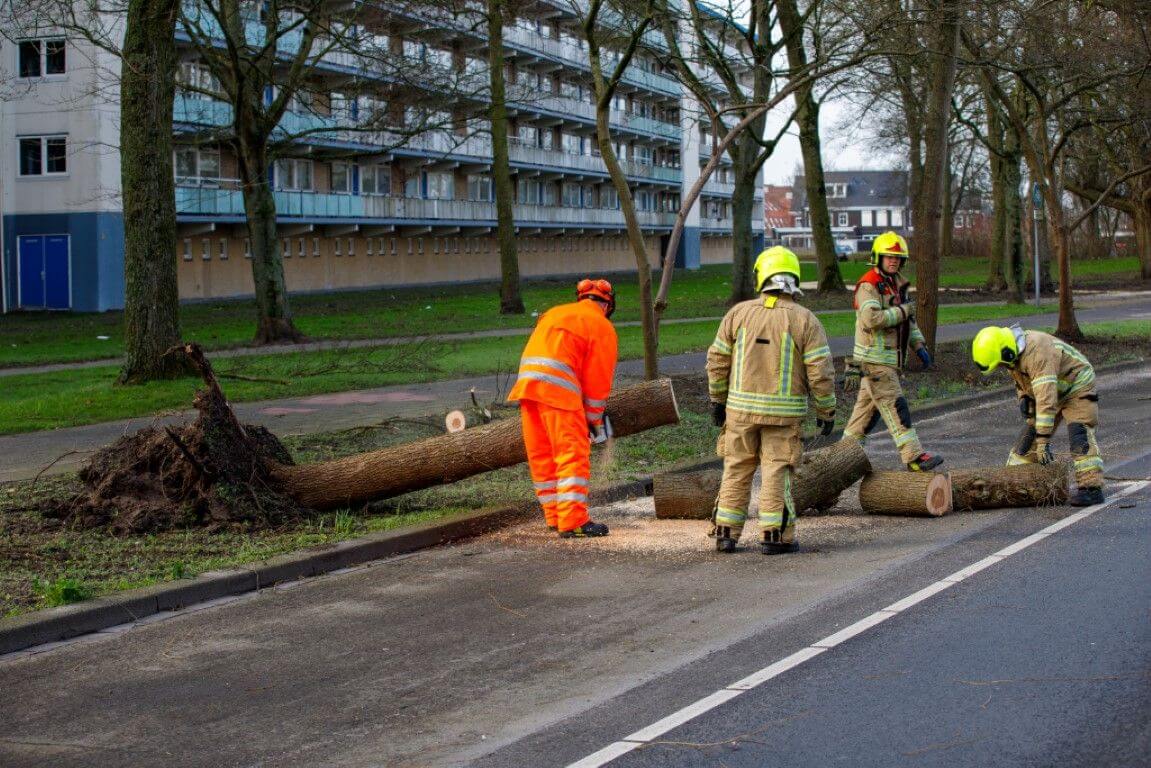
top-left (834, 241), bottom-right (855, 261)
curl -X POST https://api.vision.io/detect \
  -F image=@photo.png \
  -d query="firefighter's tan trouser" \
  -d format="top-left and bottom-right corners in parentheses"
top-left (714, 420), bottom-right (802, 539)
top-left (1008, 393), bottom-right (1103, 489)
top-left (844, 363), bottom-right (923, 464)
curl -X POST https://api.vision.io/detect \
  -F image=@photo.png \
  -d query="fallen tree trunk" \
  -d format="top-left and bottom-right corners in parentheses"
top-left (951, 462), bottom-right (1069, 511)
top-left (652, 438), bottom-right (871, 520)
top-left (276, 378), bottom-right (680, 510)
top-left (859, 471), bottom-right (952, 517)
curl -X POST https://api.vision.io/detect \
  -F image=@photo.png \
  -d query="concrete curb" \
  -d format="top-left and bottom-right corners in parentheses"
top-left (3, 357), bottom-right (1145, 656)
top-left (0, 477), bottom-right (652, 656)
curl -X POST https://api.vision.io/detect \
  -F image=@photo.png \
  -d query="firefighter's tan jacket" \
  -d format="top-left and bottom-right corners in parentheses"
top-left (1009, 329), bottom-right (1096, 436)
top-left (707, 294), bottom-right (836, 425)
top-left (852, 270), bottom-right (926, 368)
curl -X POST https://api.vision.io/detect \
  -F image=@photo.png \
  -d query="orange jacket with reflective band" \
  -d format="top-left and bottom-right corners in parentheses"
top-left (507, 300), bottom-right (618, 425)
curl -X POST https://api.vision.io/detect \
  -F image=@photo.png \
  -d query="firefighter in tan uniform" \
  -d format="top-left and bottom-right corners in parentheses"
top-left (706, 247), bottom-right (837, 554)
top-left (971, 325), bottom-right (1104, 506)
top-left (843, 232), bottom-right (944, 472)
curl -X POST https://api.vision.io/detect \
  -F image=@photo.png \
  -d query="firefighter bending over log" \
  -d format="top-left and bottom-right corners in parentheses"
top-left (706, 247), bottom-right (837, 554)
top-left (972, 325), bottom-right (1104, 506)
top-left (508, 279), bottom-right (618, 538)
top-left (842, 231), bottom-right (944, 472)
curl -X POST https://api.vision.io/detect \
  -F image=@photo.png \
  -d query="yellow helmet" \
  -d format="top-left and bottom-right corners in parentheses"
top-left (754, 246), bottom-right (802, 293)
top-left (871, 231), bottom-right (910, 269)
top-left (971, 326), bottom-right (1019, 373)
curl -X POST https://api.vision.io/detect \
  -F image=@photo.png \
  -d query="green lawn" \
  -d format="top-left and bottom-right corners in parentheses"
top-left (0, 302), bottom-right (1055, 435)
top-left (7, 256), bottom-right (1138, 368)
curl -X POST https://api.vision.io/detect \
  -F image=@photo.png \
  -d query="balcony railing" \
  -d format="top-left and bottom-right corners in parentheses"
top-left (175, 185), bottom-right (676, 227)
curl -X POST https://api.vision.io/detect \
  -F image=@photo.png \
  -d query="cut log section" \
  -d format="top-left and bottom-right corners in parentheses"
top-left (445, 410), bottom-right (468, 433)
top-left (652, 438), bottom-right (872, 520)
top-left (859, 471), bottom-right (952, 517)
top-left (276, 378), bottom-right (680, 510)
top-left (951, 462), bottom-right (1069, 510)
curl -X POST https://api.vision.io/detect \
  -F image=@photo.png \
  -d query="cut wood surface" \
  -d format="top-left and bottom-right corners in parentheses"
top-left (652, 438), bottom-right (872, 520)
top-left (951, 462), bottom-right (1069, 510)
top-left (277, 378), bottom-right (680, 510)
top-left (445, 410), bottom-right (468, 433)
top-left (859, 471), bottom-right (953, 517)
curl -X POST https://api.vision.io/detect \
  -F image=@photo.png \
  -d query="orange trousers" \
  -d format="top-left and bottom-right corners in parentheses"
top-left (519, 400), bottom-right (591, 533)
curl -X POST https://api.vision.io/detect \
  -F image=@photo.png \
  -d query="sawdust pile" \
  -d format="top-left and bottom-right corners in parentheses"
top-left (44, 345), bottom-right (307, 535)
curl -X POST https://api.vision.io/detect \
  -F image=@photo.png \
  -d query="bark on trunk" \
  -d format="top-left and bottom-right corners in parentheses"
top-left (730, 142), bottom-right (759, 303)
top-left (1135, 197), bottom-right (1151, 280)
top-left (1046, 206), bottom-right (1083, 341)
top-left (859, 471), bottom-right (953, 517)
top-left (240, 162), bottom-right (304, 344)
top-left (777, 0), bottom-right (843, 293)
top-left (276, 378), bottom-right (680, 510)
top-left (951, 462), bottom-right (1069, 511)
top-left (486, 0), bottom-right (525, 315)
top-left (987, 138), bottom-right (1008, 292)
top-left (1004, 152), bottom-right (1026, 303)
top-left (651, 439), bottom-right (871, 520)
top-left (914, 6), bottom-right (960, 354)
top-left (118, 0), bottom-right (188, 383)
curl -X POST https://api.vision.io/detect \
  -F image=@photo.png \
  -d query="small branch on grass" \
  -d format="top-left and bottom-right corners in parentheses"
top-left (32, 450), bottom-right (87, 488)
top-left (217, 372), bottom-right (292, 386)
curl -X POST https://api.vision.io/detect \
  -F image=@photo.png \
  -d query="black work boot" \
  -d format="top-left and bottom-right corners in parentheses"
top-left (907, 452), bottom-right (944, 472)
top-left (559, 520), bottom-right (609, 538)
top-left (1069, 487), bottom-right (1105, 507)
top-left (761, 528), bottom-right (798, 555)
top-left (714, 526), bottom-right (738, 553)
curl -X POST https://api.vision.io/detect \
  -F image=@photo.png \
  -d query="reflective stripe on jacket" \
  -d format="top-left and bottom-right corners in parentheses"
top-left (852, 269), bottom-right (925, 367)
top-left (706, 294), bottom-right (836, 425)
top-left (507, 300), bottom-right (618, 424)
top-left (1010, 330), bottom-right (1096, 436)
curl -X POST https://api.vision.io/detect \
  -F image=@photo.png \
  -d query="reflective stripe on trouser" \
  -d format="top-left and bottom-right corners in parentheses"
top-left (716, 420), bottom-right (802, 537)
top-left (519, 399), bottom-right (592, 532)
top-left (1005, 393), bottom-right (1102, 489)
top-left (844, 363), bottom-right (923, 464)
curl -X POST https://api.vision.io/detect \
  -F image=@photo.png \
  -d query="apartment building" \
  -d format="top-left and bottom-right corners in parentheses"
top-left (1, 2), bottom-right (763, 312)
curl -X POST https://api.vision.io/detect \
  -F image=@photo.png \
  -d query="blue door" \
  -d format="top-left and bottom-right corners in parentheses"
top-left (18, 235), bottom-right (70, 309)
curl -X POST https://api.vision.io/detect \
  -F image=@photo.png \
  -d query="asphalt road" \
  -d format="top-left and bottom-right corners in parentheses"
top-left (1, 366), bottom-right (1149, 768)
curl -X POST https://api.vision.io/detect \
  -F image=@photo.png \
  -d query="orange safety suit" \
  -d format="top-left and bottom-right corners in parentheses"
top-left (508, 299), bottom-right (618, 532)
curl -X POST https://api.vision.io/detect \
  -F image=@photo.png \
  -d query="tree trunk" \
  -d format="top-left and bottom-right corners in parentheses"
top-left (486, 0), bottom-right (524, 315)
top-left (1047, 209), bottom-right (1083, 341)
top-left (859, 471), bottom-right (953, 517)
top-left (951, 462), bottom-right (1069, 511)
top-left (276, 378), bottom-right (680, 510)
top-left (914, 6), bottom-right (960, 354)
top-left (730, 139), bottom-right (759, 303)
top-left (1004, 152), bottom-right (1026, 303)
top-left (941, 152), bottom-right (955, 275)
top-left (1135, 196), bottom-right (1151, 280)
top-left (985, 97), bottom-right (1008, 292)
top-left (239, 158), bottom-right (303, 344)
top-left (118, 0), bottom-right (188, 383)
top-left (777, 0), bottom-right (843, 292)
top-left (651, 438), bottom-right (871, 520)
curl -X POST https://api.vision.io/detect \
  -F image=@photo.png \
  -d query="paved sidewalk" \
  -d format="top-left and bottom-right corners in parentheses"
top-left (2, 294), bottom-right (1149, 484)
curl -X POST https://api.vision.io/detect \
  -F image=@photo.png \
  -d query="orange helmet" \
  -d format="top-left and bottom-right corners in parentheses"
top-left (577, 278), bottom-right (615, 318)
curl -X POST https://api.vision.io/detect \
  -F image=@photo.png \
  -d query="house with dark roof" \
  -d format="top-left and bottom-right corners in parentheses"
top-left (772, 170), bottom-right (910, 251)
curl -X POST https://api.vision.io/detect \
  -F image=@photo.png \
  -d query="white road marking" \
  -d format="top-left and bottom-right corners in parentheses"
top-left (566, 480), bottom-right (1149, 767)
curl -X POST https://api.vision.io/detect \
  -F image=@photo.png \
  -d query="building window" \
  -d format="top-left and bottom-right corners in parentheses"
top-left (219, 239), bottom-right (228, 260)
top-left (18, 136), bottom-right (67, 176)
top-left (312, 237), bottom-right (320, 257)
top-left (282, 238), bottom-right (291, 258)
top-left (837, 212), bottom-right (848, 227)
top-left (824, 183), bottom-right (847, 198)
top-left (18, 39), bottom-right (66, 78)
top-left (361, 163), bottom-right (391, 195)
top-left (335, 238), bottom-right (342, 256)
top-left (177, 61), bottom-right (221, 97)
top-left (274, 158), bottom-right (314, 191)
top-left (891, 209), bottom-right (904, 226)
top-left (183, 239), bottom-right (192, 261)
top-left (861, 209), bottom-right (873, 227)
top-left (331, 161), bottom-right (351, 194)
top-left (202, 239), bottom-right (211, 260)
top-left (175, 146), bottom-right (221, 185)
top-left (297, 238), bottom-right (306, 258)
top-left (244, 238), bottom-right (252, 258)
top-left (347, 238), bottom-right (355, 256)
top-left (467, 174), bottom-right (492, 202)
top-left (426, 171), bottom-right (454, 200)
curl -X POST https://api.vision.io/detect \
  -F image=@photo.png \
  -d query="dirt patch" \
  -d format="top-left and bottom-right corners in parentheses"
top-left (42, 346), bottom-right (308, 535)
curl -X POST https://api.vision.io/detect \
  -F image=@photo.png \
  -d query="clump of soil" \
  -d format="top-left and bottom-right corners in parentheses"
top-left (44, 345), bottom-right (308, 535)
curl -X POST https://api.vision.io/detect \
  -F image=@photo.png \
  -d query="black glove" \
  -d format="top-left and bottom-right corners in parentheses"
top-left (1019, 395), bottom-right (1035, 419)
top-left (712, 402), bottom-right (727, 427)
top-left (816, 417), bottom-right (835, 436)
top-left (915, 346), bottom-right (932, 371)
